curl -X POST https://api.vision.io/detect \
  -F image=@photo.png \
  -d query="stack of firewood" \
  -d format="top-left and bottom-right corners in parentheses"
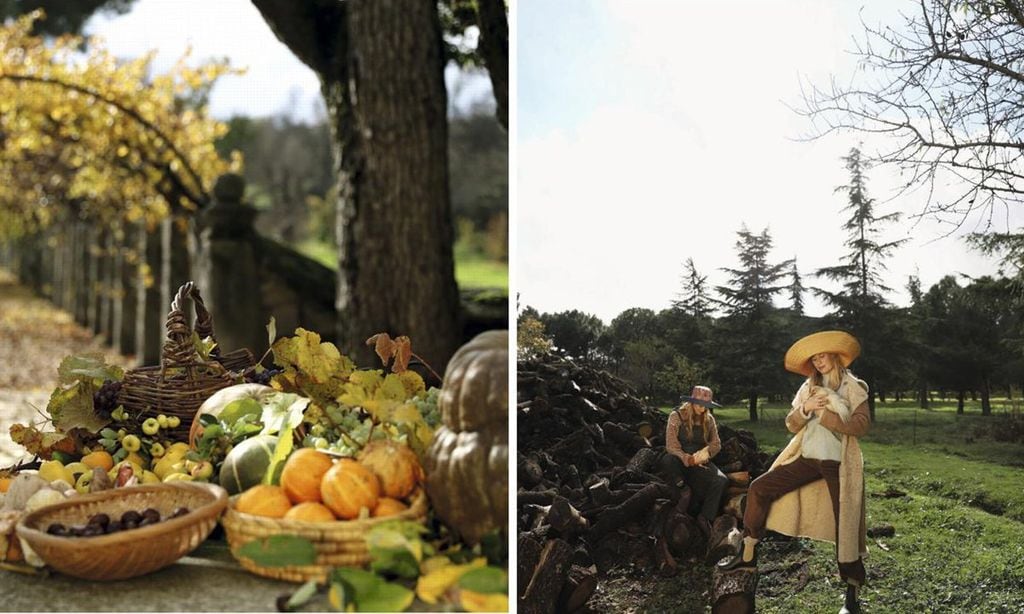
top-left (517, 353), bottom-right (776, 613)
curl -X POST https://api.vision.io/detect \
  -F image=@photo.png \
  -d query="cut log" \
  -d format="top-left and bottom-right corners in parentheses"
top-left (557, 564), bottom-right (598, 613)
top-left (723, 493), bottom-right (746, 520)
top-left (664, 512), bottom-right (699, 558)
top-left (518, 454), bottom-right (545, 488)
top-left (705, 515), bottom-right (741, 564)
top-left (726, 471), bottom-right (750, 486)
top-left (588, 478), bottom-right (611, 505)
top-left (517, 533), bottom-right (542, 599)
top-left (519, 489), bottom-right (557, 506)
top-left (547, 496), bottom-right (588, 536)
top-left (521, 538), bottom-right (574, 614)
top-left (711, 567), bottom-right (758, 614)
top-left (588, 483), bottom-right (669, 540)
top-left (726, 485), bottom-right (748, 498)
top-left (602, 421), bottom-right (649, 451)
top-left (624, 447), bottom-right (661, 474)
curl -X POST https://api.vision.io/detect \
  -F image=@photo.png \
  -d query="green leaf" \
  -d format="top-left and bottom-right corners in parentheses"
top-left (263, 420), bottom-right (294, 486)
top-left (369, 545), bottom-right (420, 579)
top-left (220, 398), bottom-right (262, 425)
top-left (48, 382), bottom-right (109, 434)
top-left (284, 579), bottom-right (319, 611)
top-left (56, 353), bottom-right (123, 385)
top-left (332, 568), bottom-right (413, 612)
top-left (192, 332), bottom-right (218, 362)
top-left (458, 566), bottom-right (508, 594)
top-left (198, 413), bottom-right (219, 426)
top-left (236, 535), bottom-right (316, 567)
top-left (260, 391), bottom-right (310, 436)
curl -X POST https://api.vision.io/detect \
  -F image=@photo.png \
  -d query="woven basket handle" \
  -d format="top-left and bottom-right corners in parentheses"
top-left (161, 281), bottom-right (221, 371)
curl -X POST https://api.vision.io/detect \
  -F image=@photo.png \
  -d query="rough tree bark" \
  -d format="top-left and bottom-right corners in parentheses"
top-left (251, 0), bottom-right (462, 370)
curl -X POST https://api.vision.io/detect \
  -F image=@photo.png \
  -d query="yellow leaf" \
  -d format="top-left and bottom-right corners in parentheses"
top-left (398, 371), bottom-right (426, 397)
top-left (377, 373), bottom-right (408, 402)
top-left (461, 590), bottom-right (509, 612)
top-left (415, 558), bottom-right (486, 605)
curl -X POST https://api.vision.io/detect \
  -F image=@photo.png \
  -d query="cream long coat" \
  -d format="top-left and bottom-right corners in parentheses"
top-left (763, 372), bottom-right (871, 563)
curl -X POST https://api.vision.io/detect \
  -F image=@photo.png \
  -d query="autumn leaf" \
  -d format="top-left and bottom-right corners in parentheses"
top-left (9, 423), bottom-right (76, 459)
top-left (367, 333), bottom-right (396, 369)
top-left (47, 382), bottom-right (109, 434)
top-left (56, 353), bottom-right (123, 385)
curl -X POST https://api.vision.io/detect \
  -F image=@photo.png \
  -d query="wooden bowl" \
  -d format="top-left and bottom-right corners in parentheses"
top-left (16, 482), bottom-right (228, 580)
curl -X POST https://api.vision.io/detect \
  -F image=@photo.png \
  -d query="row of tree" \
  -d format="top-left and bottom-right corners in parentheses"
top-left (519, 149), bottom-right (1024, 420)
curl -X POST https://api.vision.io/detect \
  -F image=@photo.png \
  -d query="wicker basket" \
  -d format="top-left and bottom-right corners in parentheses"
top-left (118, 281), bottom-right (255, 440)
top-left (15, 482), bottom-right (228, 581)
top-left (221, 489), bottom-right (429, 583)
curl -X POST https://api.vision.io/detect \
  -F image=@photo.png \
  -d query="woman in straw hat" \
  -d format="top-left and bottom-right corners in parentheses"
top-left (659, 385), bottom-right (729, 543)
top-left (718, 331), bottom-right (870, 614)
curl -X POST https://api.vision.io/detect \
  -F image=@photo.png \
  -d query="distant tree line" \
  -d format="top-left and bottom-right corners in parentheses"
top-left (519, 148), bottom-right (1024, 420)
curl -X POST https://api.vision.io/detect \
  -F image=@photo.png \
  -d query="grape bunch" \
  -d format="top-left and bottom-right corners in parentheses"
top-left (245, 368), bottom-right (282, 386)
top-left (92, 380), bottom-right (123, 416)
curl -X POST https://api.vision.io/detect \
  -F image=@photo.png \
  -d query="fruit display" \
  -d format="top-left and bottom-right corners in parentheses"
top-left (234, 440), bottom-right (425, 522)
top-left (424, 330), bottom-right (509, 545)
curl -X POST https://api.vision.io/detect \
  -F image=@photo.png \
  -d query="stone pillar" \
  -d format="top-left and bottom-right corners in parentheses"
top-left (161, 215), bottom-right (192, 326)
top-left (73, 223), bottom-right (89, 325)
top-left (118, 225), bottom-right (138, 357)
top-left (98, 229), bottom-right (114, 342)
top-left (136, 224), bottom-right (164, 366)
top-left (193, 173), bottom-right (264, 354)
top-left (86, 226), bottom-right (100, 331)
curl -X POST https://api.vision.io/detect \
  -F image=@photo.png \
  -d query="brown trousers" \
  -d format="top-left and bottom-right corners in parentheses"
top-left (743, 456), bottom-right (866, 586)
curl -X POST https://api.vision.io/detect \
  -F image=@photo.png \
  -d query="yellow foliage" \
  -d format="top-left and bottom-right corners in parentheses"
top-left (0, 10), bottom-right (243, 238)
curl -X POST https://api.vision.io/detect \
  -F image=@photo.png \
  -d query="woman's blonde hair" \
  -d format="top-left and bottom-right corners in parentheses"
top-left (809, 352), bottom-right (848, 390)
top-left (678, 402), bottom-right (714, 444)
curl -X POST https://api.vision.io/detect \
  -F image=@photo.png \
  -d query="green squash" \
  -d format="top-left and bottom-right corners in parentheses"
top-left (218, 434), bottom-right (278, 495)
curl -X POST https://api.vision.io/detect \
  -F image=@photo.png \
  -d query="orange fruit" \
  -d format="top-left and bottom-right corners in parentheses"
top-left (0, 476), bottom-right (11, 493)
top-left (280, 448), bottom-right (334, 504)
top-left (372, 497), bottom-right (408, 518)
top-left (284, 502), bottom-right (337, 523)
top-left (81, 450), bottom-right (115, 472)
top-left (236, 484), bottom-right (292, 518)
top-left (358, 440), bottom-right (424, 499)
top-left (320, 459), bottom-right (380, 520)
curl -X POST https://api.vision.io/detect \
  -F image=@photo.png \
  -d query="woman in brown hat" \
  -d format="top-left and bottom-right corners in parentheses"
top-left (659, 385), bottom-right (729, 541)
top-left (718, 331), bottom-right (870, 614)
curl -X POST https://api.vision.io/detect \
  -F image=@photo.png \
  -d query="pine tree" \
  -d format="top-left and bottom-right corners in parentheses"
top-left (715, 226), bottom-right (793, 420)
top-left (814, 147), bottom-right (908, 419)
top-left (787, 258), bottom-right (805, 315)
top-left (672, 257), bottom-right (712, 318)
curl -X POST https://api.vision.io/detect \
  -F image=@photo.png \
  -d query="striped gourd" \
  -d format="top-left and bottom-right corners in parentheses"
top-left (218, 435), bottom-right (278, 495)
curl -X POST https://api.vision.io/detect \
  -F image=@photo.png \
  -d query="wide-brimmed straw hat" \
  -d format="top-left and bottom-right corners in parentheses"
top-left (784, 330), bottom-right (861, 376)
top-left (680, 385), bottom-right (721, 409)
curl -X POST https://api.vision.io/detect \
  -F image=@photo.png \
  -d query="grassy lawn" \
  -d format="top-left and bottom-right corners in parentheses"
top-left (699, 401), bottom-right (1024, 613)
top-left (297, 240), bottom-right (508, 291)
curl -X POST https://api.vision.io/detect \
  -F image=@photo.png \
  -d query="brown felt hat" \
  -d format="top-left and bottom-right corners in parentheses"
top-left (784, 330), bottom-right (861, 376)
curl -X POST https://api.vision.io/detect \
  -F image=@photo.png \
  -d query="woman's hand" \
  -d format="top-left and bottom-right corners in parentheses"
top-left (803, 395), bottom-right (827, 416)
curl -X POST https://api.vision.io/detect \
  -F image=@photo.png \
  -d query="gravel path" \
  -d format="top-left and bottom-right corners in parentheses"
top-left (0, 269), bottom-right (132, 467)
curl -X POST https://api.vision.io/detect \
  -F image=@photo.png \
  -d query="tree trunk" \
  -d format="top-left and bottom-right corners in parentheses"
top-left (475, 0), bottom-right (509, 130)
top-left (981, 376), bottom-right (992, 416)
top-left (868, 390), bottom-right (876, 421)
top-left (919, 382), bottom-right (929, 409)
top-left (251, 0), bottom-right (462, 371)
top-left (956, 389), bottom-right (965, 414)
top-left (747, 392), bottom-right (757, 422)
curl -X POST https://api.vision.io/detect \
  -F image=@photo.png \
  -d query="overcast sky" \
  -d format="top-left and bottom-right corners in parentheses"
top-left (85, 0), bottom-right (492, 122)
top-left (517, 0), bottom-right (1023, 323)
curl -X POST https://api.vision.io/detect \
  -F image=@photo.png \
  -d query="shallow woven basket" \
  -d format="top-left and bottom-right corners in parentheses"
top-left (16, 482), bottom-right (228, 581)
top-left (118, 281), bottom-right (255, 440)
top-left (221, 489), bottom-right (429, 583)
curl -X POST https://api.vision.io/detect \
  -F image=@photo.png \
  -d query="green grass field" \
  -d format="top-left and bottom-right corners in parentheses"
top-left (701, 401), bottom-right (1024, 613)
top-left (297, 240), bottom-right (508, 291)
